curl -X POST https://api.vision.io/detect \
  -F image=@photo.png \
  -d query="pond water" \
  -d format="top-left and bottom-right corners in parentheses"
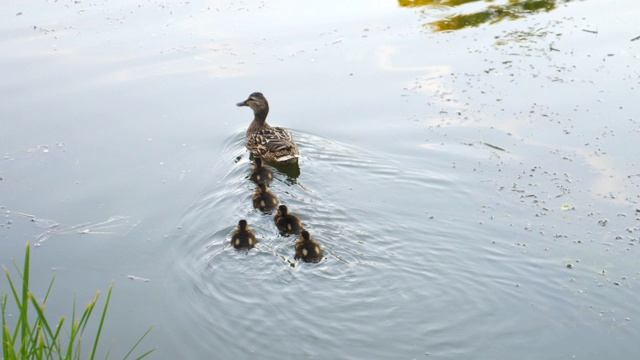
top-left (1, 0), bottom-right (639, 359)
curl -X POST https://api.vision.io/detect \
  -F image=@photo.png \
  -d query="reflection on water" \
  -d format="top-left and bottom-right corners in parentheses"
top-left (399, 0), bottom-right (576, 31)
top-left (249, 152), bottom-right (301, 182)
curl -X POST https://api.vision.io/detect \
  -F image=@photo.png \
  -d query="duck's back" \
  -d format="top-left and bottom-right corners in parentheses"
top-left (253, 192), bottom-right (278, 212)
top-left (247, 125), bottom-right (299, 164)
top-left (250, 167), bottom-right (273, 185)
top-left (295, 240), bottom-right (323, 263)
top-left (276, 215), bottom-right (302, 234)
top-left (232, 231), bottom-right (257, 249)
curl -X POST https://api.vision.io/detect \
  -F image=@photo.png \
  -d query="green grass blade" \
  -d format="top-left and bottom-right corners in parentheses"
top-left (102, 342), bottom-right (114, 360)
top-left (65, 319), bottom-right (80, 359)
top-left (132, 347), bottom-right (156, 360)
top-left (89, 285), bottom-right (112, 360)
top-left (2, 243), bottom-right (154, 360)
top-left (123, 325), bottom-right (156, 360)
top-left (20, 243), bottom-right (31, 357)
top-left (41, 274), bottom-right (56, 305)
top-left (28, 292), bottom-right (63, 357)
top-left (67, 291), bottom-right (99, 359)
top-left (3, 266), bottom-right (24, 344)
top-left (2, 294), bottom-right (9, 360)
top-left (65, 296), bottom-right (79, 360)
top-left (51, 316), bottom-right (66, 356)
top-left (36, 327), bottom-right (44, 360)
top-left (3, 324), bottom-right (17, 359)
top-left (79, 295), bottom-right (98, 333)
top-left (75, 339), bottom-right (82, 360)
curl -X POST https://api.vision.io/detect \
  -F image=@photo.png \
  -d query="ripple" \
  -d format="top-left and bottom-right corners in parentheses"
top-left (168, 129), bottom-right (557, 358)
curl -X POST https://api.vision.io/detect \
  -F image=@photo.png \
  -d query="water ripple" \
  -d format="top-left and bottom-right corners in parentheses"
top-left (168, 129), bottom-right (549, 358)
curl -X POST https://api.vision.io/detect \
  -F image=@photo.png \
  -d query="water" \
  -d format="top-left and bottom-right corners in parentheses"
top-left (1, 0), bottom-right (639, 359)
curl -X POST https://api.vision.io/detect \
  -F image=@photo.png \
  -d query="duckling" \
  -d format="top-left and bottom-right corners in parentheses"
top-left (231, 219), bottom-right (257, 250)
top-left (252, 183), bottom-right (279, 212)
top-left (249, 157), bottom-right (273, 186)
top-left (294, 230), bottom-right (323, 263)
top-left (237, 92), bottom-right (300, 165)
top-left (274, 205), bottom-right (303, 235)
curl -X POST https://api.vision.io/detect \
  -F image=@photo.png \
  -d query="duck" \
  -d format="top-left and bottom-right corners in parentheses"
top-left (249, 157), bottom-right (274, 186)
top-left (237, 92), bottom-right (300, 165)
top-left (294, 230), bottom-right (323, 263)
top-left (274, 205), bottom-right (303, 235)
top-left (231, 219), bottom-right (258, 250)
top-left (252, 183), bottom-right (279, 212)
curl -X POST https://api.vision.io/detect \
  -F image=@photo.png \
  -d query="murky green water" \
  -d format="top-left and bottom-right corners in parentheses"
top-left (2, 0), bottom-right (639, 359)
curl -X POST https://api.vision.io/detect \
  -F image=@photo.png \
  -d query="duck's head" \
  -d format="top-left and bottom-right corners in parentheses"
top-left (254, 157), bottom-right (263, 167)
top-left (257, 183), bottom-right (268, 193)
top-left (277, 205), bottom-right (288, 216)
top-left (238, 219), bottom-right (248, 230)
top-left (237, 92), bottom-right (269, 119)
top-left (300, 230), bottom-right (310, 241)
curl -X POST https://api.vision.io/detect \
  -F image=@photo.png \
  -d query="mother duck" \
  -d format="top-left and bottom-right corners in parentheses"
top-left (237, 92), bottom-right (300, 165)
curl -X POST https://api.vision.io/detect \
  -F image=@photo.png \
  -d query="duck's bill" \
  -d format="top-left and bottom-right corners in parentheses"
top-left (236, 100), bottom-right (248, 107)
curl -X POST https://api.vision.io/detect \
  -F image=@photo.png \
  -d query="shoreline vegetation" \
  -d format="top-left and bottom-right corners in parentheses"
top-left (2, 243), bottom-right (154, 360)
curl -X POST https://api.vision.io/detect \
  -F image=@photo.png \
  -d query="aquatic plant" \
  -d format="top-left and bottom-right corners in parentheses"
top-left (1, 243), bottom-right (154, 360)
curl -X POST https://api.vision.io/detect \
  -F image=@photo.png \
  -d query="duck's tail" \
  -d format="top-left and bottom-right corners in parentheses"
top-left (276, 154), bottom-right (299, 164)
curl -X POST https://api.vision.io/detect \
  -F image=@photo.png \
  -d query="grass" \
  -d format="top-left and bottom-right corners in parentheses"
top-left (1, 243), bottom-right (155, 360)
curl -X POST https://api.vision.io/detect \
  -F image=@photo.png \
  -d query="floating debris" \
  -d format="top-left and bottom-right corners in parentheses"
top-left (30, 217), bottom-right (59, 229)
top-left (10, 211), bottom-right (136, 245)
top-left (561, 203), bottom-right (575, 211)
top-left (481, 141), bottom-right (506, 152)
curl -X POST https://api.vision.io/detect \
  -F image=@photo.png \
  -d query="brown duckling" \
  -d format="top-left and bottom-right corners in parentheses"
top-left (274, 205), bottom-right (303, 235)
top-left (249, 157), bottom-right (273, 186)
top-left (252, 183), bottom-right (278, 212)
top-left (231, 219), bottom-right (257, 250)
top-left (237, 92), bottom-right (300, 165)
top-left (294, 230), bottom-right (323, 263)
